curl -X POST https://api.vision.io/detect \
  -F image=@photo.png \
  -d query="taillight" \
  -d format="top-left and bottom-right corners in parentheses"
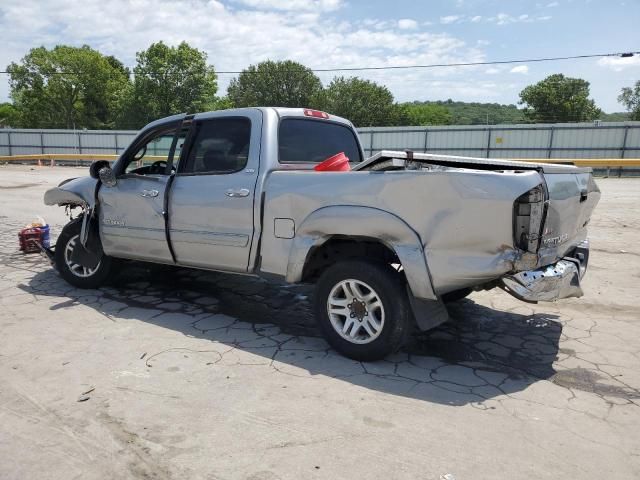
top-left (514, 185), bottom-right (546, 252)
top-left (303, 109), bottom-right (329, 119)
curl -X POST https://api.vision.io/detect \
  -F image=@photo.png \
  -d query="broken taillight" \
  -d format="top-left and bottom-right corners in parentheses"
top-left (514, 185), bottom-right (547, 252)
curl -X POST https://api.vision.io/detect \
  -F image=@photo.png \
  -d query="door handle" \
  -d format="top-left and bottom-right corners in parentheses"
top-left (225, 188), bottom-right (250, 198)
top-left (141, 189), bottom-right (159, 198)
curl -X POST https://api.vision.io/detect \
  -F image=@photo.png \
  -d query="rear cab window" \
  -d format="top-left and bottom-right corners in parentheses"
top-left (278, 118), bottom-right (363, 164)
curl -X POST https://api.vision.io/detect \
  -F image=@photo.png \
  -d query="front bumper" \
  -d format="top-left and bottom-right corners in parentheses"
top-left (501, 241), bottom-right (589, 303)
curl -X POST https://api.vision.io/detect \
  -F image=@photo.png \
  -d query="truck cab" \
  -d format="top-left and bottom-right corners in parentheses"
top-left (94, 108), bottom-right (362, 272)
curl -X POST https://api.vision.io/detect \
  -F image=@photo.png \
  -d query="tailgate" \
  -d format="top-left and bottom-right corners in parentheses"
top-left (538, 171), bottom-right (600, 265)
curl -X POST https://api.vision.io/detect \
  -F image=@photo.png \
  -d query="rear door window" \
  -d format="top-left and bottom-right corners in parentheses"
top-left (180, 117), bottom-right (251, 175)
top-left (278, 118), bottom-right (362, 164)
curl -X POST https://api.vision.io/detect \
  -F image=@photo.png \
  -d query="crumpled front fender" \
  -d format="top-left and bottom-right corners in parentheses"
top-left (44, 176), bottom-right (98, 208)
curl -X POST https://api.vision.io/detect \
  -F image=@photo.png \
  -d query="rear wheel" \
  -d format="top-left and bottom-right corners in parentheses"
top-left (314, 260), bottom-right (410, 361)
top-left (55, 219), bottom-right (112, 289)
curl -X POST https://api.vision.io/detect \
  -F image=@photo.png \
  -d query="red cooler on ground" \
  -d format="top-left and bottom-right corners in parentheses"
top-left (18, 219), bottom-right (50, 254)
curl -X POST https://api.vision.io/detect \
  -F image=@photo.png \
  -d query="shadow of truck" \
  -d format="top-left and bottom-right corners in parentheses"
top-left (22, 261), bottom-right (564, 406)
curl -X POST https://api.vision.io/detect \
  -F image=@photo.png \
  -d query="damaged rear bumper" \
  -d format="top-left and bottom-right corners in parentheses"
top-left (501, 241), bottom-right (590, 303)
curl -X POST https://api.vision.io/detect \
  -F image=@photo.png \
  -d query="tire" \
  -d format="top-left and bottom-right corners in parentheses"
top-left (54, 218), bottom-right (112, 289)
top-left (442, 288), bottom-right (472, 303)
top-left (313, 260), bottom-right (411, 361)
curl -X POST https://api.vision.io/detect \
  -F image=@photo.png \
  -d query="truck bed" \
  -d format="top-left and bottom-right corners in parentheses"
top-left (355, 150), bottom-right (594, 174)
top-left (260, 152), bottom-right (599, 300)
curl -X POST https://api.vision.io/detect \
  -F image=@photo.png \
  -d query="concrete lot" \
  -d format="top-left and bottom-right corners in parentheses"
top-left (0, 165), bottom-right (639, 480)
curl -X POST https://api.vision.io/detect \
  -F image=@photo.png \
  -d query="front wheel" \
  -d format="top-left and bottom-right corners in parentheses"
top-left (313, 260), bottom-right (411, 361)
top-left (54, 218), bottom-right (112, 289)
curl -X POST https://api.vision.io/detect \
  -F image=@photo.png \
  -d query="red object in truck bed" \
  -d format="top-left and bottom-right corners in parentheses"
top-left (314, 152), bottom-right (351, 172)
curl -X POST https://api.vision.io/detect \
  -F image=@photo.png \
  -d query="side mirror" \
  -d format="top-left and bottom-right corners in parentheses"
top-left (98, 166), bottom-right (117, 187)
top-left (89, 160), bottom-right (111, 179)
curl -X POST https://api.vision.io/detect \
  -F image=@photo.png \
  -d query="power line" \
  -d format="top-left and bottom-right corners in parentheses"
top-left (0, 51), bottom-right (637, 76)
top-left (220, 51), bottom-right (638, 74)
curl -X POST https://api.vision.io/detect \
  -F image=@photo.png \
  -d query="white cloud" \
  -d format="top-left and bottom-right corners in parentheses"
top-left (235, 0), bottom-right (342, 11)
top-left (0, 0), bottom-right (491, 104)
top-left (510, 65), bottom-right (529, 74)
top-left (440, 15), bottom-right (461, 24)
top-left (397, 19), bottom-right (418, 30)
top-left (485, 67), bottom-right (501, 74)
top-left (598, 55), bottom-right (640, 72)
top-left (488, 12), bottom-right (551, 24)
top-left (495, 13), bottom-right (515, 24)
top-left (547, 1), bottom-right (559, 7)
top-left (439, 13), bottom-right (551, 26)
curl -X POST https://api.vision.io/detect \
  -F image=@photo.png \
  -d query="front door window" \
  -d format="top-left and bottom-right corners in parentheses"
top-left (122, 127), bottom-right (187, 175)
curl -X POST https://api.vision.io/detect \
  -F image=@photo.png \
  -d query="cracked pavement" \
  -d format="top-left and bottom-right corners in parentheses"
top-left (1, 166), bottom-right (639, 480)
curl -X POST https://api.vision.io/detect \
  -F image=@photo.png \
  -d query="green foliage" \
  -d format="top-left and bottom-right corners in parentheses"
top-left (599, 111), bottom-right (631, 122)
top-left (7, 45), bottom-right (130, 129)
top-left (425, 100), bottom-right (527, 125)
top-left (321, 76), bottom-right (406, 127)
top-left (618, 80), bottom-right (640, 120)
top-left (227, 60), bottom-right (323, 108)
top-left (4, 45), bottom-right (629, 129)
top-left (519, 74), bottom-right (602, 123)
top-left (120, 41), bottom-right (218, 128)
top-left (206, 96), bottom-right (234, 111)
top-left (401, 102), bottom-right (452, 125)
top-left (0, 102), bottom-right (19, 127)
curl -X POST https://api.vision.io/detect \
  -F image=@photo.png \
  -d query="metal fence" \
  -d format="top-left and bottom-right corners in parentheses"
top-left (0, 129), bottom-right (137, 157)
top-left (358, 121), bottom-right (640, 159)
top-left (1, 121), bottom-right (640, 160)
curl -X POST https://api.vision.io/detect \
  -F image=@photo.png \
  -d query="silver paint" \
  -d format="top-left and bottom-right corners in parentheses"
top-left (44, 107), bottom-right (601, 328)
top-left (168, 109), bottom-right (263, 272)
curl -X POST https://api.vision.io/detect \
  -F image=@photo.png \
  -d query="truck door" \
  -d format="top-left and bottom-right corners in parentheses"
top-left (98, 122), bottom-right (186, 263)
top-left (168, 110), bottom-right (262, 272)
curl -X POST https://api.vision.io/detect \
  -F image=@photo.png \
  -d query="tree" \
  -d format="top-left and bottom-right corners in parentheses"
top-left (227, 60), bottom-right (322, 108)
top-left (0, 103), bottom-right (19, 127)
top-left (618, 80), bottom-right (640, 120)
top-left (120, 41), bottom-right (218, 128)
top-left (402, 102), bottom-right (452, 125)
top-left (7, 45), bottom-right (130, 129)
top-left (519, 74), bottom-right (602, 123)
top-left (321, 76), bottom-right (406, 127)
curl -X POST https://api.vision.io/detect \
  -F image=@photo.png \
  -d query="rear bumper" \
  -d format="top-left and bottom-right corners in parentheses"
top-left (501, 240), bottom-right (589, 303)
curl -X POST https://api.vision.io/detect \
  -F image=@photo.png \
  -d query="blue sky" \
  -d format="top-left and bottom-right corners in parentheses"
top-left (1, 0), bottom-right (638, 112)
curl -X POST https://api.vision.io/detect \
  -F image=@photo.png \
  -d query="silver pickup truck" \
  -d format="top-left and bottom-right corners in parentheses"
top-left (44, 107), bottom-right (600, 360)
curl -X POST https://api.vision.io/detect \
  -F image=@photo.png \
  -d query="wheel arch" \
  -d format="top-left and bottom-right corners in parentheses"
top-left (286, 205), bottom-right (437, 300)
